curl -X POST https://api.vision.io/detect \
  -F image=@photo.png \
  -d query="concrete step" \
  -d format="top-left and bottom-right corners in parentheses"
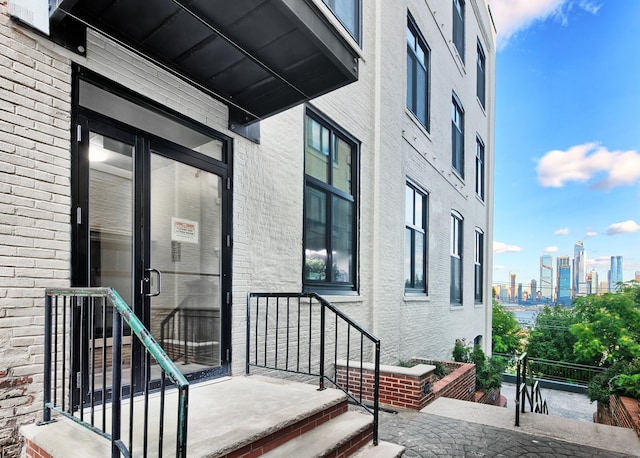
top-left (261, 411), bottom-right (372, 458)
top-left (422, 397), bottom-right (640, 457)
top-left (351, 441), bottom-right (405, 458)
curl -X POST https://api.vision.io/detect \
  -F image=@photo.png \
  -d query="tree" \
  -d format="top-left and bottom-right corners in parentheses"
top-left (570, 283), bottom-right (640, 366)
top-left (491, 301), bottom-right (523, 354)
top-left (526, 306), bottom-right (580, 363)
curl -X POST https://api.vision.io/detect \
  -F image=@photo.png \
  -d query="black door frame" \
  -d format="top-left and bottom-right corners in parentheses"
top-left (70, 67), bottom-right (233, 395)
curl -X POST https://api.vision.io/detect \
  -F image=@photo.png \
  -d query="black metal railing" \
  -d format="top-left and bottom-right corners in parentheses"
top-left (246, 292), bottom-right (381, 445)
top-left (160, 302), bottom-right (220, 366)
top-left (43, 288), bottom-right (189, 457)
top-left (515, 352), bottom-right (549, 426)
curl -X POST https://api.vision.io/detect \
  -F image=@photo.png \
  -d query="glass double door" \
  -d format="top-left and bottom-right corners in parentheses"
top-left (75, 114), bottom-right (229, 390)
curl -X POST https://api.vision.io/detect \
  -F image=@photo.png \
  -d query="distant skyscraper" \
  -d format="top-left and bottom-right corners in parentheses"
top-left (517, 283), bottom-right (523, 303)
top-left (588, 270), bottom-right (598, 294)
top-left (609, 256), bottom-right (623, 292)
top-left (636, 271), bottom-right (640, 282)
top-left (499, 286), bottom-right (509, 303)
top-left (530, 279), bottom-right (537, 301)
top-left (557, 256), bottom-right (571, 305)
top-left (540, 254), bottom-right (553, 300)
top-left (573, 241), bottom-right (587, 297)
top-left (510, 273), bottom-right (516, 303)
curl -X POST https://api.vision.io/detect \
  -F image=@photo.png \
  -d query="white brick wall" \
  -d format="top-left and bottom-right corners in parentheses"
top-left (0, 4), bottom-right (72, 456)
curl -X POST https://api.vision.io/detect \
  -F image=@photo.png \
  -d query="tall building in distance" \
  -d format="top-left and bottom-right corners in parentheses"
top-left (517, 283), bottom-right (523, 303)
top-left (540, 254), bottom-right (553, 301)
top-left (609, 256), bottom-right (623, 292)
top-left (530, 279), bottom-right (538, 300)
top-left (556, 256), bottom-right (571, 306)
top-left (587, 270), bottom-right (599, 295)
top-left (636, 271), bottom-right (640, 282)
top-left (573, 241), bottom-right (587, 297)
top-left (510, 273), bottom-right (516, 303)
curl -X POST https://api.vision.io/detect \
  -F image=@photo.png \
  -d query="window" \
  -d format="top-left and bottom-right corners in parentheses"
top-left (475, 136), bottom-right (485, 200)
top-left (451, 95), bottom-right (464, 177)
top-left (405, 182), bottom-right (428, 293)
top-left (474, 229), bottom-right (484, 303)
top-left (450, 212), bottom-right (463, 304)
top-left (406, 15), bottom-right (430, 130)
top-left (323, 0), bottom-right (361, 43)
top-left (453, 0), bottom-right (465, 61)
top-left (477, 41), bottom-right (486, 107)
top-left (304, 109), bottom-right (358, 292)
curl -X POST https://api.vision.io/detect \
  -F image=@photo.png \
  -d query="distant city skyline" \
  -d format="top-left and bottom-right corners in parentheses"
top-left (489, 1), bottom-right (640, 285)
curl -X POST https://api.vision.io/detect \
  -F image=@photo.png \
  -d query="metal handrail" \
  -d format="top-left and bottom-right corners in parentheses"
top-left (43, 287), bottom-right (189, 457)
top-left (515, 352), bottom-right (549, 426)
top-left (246, 292), bottom-right (381, 445)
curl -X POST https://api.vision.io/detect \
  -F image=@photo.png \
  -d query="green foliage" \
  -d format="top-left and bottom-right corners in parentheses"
top-left (452, 339), bottom-right (470, 362)
top-left (491, 301), bottom-right (523, 354)
top-left (611, 374), bottom-right (640, 399)
top-left (526, 306), bottom-right (581, 363)
top-left (570, 283), bottom-right (640, 366)
top-left (431, 361), bottom-right (447, 378)
top-left (587, 357), bottom-right (640, 404)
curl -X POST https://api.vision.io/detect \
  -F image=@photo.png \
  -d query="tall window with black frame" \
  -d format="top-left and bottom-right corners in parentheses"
top-left (304, 110), bottom-right (358, 292)
top-left (405, 182), bottom-right (428, 294)
top-left (452, 95), bottom-right (465, 177)
top-left (477, 41), bottom-right (486, 107)
top-left (475, 228), bottom-right (484, 303)
top-left (323, 0), bottom-right (361, 43)
top-left (453, 0), bottom-right (465, 60)
top-left (451, 212), bottom-right (463, 304)
top-left (476, 136), bottom-right (485, 200)
top-left (406, 15), bottom-right (430, 130)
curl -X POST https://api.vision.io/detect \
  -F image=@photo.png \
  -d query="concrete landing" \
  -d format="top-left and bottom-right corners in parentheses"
top-left (422, 397), bottom-right (640, 456)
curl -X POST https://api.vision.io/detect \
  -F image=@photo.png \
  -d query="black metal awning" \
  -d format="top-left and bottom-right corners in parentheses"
top-left (52, 0), bottom-right (359, 127)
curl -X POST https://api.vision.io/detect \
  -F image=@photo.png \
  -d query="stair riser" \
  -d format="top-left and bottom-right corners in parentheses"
top-left (223, 400), bottom-right (349, 458)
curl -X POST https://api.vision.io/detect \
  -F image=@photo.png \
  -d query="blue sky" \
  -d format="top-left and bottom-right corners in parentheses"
top-left (488, 0), bottom-right (640, 287)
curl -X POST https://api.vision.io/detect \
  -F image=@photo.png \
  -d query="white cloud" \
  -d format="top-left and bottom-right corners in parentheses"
top-left (607, 220), bottom-right (640, 235)
top-left (493, 241), bottom-right (523, 253)
top-left (493, 265), bottom-right (506, 270)
top-left (488, 0), bottom-right (601, 49)
top-left (554, 228), bottom-right (569, 235)
top-left (536, 143), bottom-right (640, 189)
top-left (585, 231), bottom-right (599, 238)
top-left (588, 256), bottom-right (610, 269)
top-left (543, 246), bottom-right (558, 253)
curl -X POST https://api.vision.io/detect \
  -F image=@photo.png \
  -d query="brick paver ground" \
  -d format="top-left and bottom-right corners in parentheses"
top-left (379, 409), bottom-right (634, 457)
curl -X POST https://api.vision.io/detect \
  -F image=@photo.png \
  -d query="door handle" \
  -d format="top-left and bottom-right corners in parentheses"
top-left (145, 268), bottom-right (162, 297)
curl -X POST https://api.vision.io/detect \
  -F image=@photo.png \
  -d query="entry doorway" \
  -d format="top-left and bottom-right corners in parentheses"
top-left (71, 72), bottom-right (232, 393)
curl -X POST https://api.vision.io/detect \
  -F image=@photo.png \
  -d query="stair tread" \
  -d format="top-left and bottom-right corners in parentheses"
top-left (351, 441), bottom-right (405, 458)
top-left (261, 411), bottom-right (372, 458)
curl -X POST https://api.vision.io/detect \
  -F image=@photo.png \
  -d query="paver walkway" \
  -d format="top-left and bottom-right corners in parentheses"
top-left (379, 409), bottom-right (635, 457)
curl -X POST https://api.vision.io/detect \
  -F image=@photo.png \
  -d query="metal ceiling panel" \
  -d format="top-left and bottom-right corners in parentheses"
top-left (54, 0), bottom-right (359, 126)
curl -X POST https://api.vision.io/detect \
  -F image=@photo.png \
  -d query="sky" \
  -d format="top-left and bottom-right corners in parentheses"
top-left (488, 0), bottom-right (640, 288)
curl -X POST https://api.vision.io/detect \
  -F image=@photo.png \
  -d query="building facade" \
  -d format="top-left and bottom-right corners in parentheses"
top-left (539, 254), bottom-right (553, 301)
top-left (556, 255), bottom-right (571, 305)
top-left (609, 255), bottom-right (623, 292)
top-left (0, 0), bottom-right (495, 454)
top-left (573, 241), bottom-right (587, 297)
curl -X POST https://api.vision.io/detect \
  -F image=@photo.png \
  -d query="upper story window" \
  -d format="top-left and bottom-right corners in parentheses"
top-left (453, 0), bottom-right (465, 61)
top-left (405, 182), bottom-right (428, 294)
top-left (477, 41), bottom-right (486, 108)
top-left (475, 136), bottom-right (485, 200)
top-left (450, 211), bottom-right (463, 305)
top-left (474, 228), bottom-right (484, 303)
top-left (304, 108), bottom-right (359, 293)
top-left (451, 94), bottom-right (464, 178)
top-left (406, 15), bottom-right (430, 130)
top-left (323, 0), bottom-right (361, 44)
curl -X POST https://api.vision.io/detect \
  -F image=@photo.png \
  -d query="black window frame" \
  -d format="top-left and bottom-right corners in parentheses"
top-left (475, 135), bottom-right (485, 201)
top-left (450, 211), bottom-right (463, 305)
top-left (405, 181), bottom-right (428, 294)
top-left (474, 228), bottom-right (484, 303)
top-left (451, 93), bottom-right (465, 178)
top-left (453, 0), bottom-right (465, 61)
top-left (323, 0), bottom-right (362, 45)
top-left (476, 40), bottom-right (486, 108)
top-left (406, 14), bottom-right (430, 130)
top-left (303, 107), bottom-right (359, 294)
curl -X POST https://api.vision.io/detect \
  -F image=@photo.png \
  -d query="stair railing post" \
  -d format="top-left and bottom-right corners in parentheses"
top-left (318, 298), bottom-right (325, 391)
top-left (111, 306), bottom-right (122, 458)
top-left (373, 340), bottom-right (380, 446)
top-left (43, 293), bottom-right (52, 423)
top-left (515, 354), bottom-right (521, 426)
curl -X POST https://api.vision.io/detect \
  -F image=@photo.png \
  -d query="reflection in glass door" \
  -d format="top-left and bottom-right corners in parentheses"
top-left (151, 153), bottom-right (222, 371)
